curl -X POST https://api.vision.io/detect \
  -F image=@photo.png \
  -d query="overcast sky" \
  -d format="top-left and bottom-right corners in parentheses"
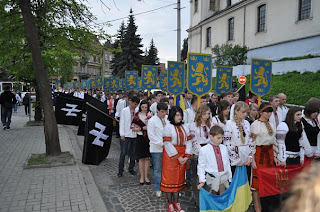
top-left (86, 0), bottom-right (190, 64)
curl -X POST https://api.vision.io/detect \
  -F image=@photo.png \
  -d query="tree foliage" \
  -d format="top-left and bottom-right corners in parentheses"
top-left (181, 38), bottom-right (188, 62)
top-left (212, 44), bottom-right (248, 67)
top-left (111, 9), bottom-right (143, 78)
top-left (143, 39), bottom-right (159, 65)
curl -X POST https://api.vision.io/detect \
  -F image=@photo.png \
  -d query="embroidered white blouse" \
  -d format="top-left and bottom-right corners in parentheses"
top-left (197, 142), bottom-right (232, 183)
top-left (223, 119), bottom-right (253, 166)
top-left (212, 115), bottom-right (227, 130)
top-left (250, 120), bottom-right (277, 154)
top-left (189, 122), bottom-right (212, 155)
top-left (301, 117), bottom-right (320, 157)
top-left (162, 123), bottom-right (193, 159)
top-left (275, 122), bottom-right (307, 162)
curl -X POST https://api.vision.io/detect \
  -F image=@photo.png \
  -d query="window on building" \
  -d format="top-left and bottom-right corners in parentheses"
top-left (228, 18), bottom-right (234, 40)
top-left (227, 0), bottom-right (231, 7)
top-left (210, 0), bottom-right (216, 11)
top-left (206, 27), bottom-right (211, 47)
top-left (299, 0), bottom-right (311, 20)
top-left (257, 4), bottom-right (266, 32)
top-left (194, 0), bottom-right (198, 13)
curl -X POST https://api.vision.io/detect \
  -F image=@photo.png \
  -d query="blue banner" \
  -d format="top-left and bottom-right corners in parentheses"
top-left (121, 79), bottom-right (126, 91)
top-left (125, 71), bottom-right (138, 90)
top-left (109, 77), bottom-right (120, 91)
top-left (95, 76), bottom-right (103, 88)
top-left (103, 77), bottom-right (109, 90)
top-left (159, 72), bottom-right (168, 92)
top-left (73, 81), bottom-right (80, 89)
top-left (216, 66), bottom-right (233, 95)
top-left (187, 53), bottom-right (212, 96)
top-left (141, 65), bottom-right (157, 90)
top-left (137, 77), bottom-right (144, 91)
top-left (250, 58), bottom-right (272, 96)
top-left (167, 61), bottom-right (185, 95)
top-left (89, 78), bottom-right (96, 89)
top-left (80, 80), bottom-right (88, 89)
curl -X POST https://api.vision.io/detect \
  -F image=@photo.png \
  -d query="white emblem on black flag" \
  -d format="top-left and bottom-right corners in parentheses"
top-left (61, 103), bottom-right (82, 117)
top-left (89, 122), bottom-right (109, 147)
top-left (82, 113), bottom-right (87, 122)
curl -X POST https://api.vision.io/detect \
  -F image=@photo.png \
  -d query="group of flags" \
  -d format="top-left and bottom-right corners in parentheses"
top-left (55, 92), bottom-right (113, 165)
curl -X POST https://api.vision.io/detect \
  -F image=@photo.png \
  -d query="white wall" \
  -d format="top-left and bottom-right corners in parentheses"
top-left (212, 58), bottom-right (320, 77)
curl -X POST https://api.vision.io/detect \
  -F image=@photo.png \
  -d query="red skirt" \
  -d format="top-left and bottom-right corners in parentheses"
top-left (252, 145), bottom-right (274, 190)
top-left (160, 146), bottom-right (186, 193)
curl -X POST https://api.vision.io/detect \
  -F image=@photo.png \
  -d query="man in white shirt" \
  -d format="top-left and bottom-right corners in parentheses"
top-left (277, 93), bottom-right (288, 121)
top-left (150, 91), bottom-right (164, 115)
top-left (269, 95), bottom-right (282, 127)
top-left (118, 95), bottom-right (140, 177)
top-left (183, 96), bottom-right (198, 126)
top-left (147, 102), bottom-right (168, 197)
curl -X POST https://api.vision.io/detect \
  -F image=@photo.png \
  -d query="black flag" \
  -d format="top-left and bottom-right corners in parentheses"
top-left (55, 93), bottom-right (84, 125)
top-left (82, 101), bottom-right (113, 165)
top-left (236, 84), bottom-right (246, 102)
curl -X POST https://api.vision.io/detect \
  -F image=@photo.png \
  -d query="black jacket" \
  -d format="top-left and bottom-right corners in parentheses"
top-left (0, 90), bottom-right (16, 105)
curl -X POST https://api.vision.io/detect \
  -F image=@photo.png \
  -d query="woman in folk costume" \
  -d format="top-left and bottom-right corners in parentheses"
top-left (161, 106), bottom-right (193, 212)
top-left (301, 102), bottom-right (320, 158)
top-left (223, 101), bottom-right (253, 177)
top-left (276, 107), bottom-right (307, 166)
top-left (212, 100), bottom-right (230, 130)
top-left (189, 105), bottom-right (212, 207)
top-left (131, 100), bottom-right (153, 185)
top-left (250, 103), bottom-right (281, 212)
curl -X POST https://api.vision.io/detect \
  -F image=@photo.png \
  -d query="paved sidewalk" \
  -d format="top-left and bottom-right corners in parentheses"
top-left (0, 107), bottom-right (105, 212)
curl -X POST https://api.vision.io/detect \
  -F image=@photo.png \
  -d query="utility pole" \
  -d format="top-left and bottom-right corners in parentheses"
top-left (176, 0), bottom-right (181, 61)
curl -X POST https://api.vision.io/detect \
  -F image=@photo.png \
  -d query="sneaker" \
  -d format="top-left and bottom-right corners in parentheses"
top-left (173, 202), bottom-right (185, 212)
top-left (117, 172), bottom-right (123, 177)
top-left (3, 126), bottom-right (6, 130)
top-left (6, 127), bottom-right (10, 130)
top-left (167, 203), bottom-right (175, 212)
top-left (129, 170), bottom-right (137, 175)
top-left (155, 191), bottom-right (162, 197)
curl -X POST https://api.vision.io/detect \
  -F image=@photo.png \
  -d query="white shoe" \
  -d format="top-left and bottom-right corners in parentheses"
top-left (155, 191), bottom-right (162, 197)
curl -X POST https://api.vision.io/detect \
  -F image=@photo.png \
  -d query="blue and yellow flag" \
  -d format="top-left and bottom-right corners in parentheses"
top-left (216, 66), bottom-right (233, 95)
top-left (89, 78), bottom-right (96, 89)
top-left (137, 77), bottom-right (144, 91)
top-left (80, 80), bottom-right (88, 89)
top-left (168, 61), bottom-right (185, 96)
top-left (250, 58), bottom-right (272, 96)
top-left (200, 166), bottom-right (252, 212)
top-left (187, 53), bottom-right (212, 96)
top-left (121, 78), bottom-right (126, 91)
top-left (103, 77), bottom-right (110, 90)
top-left (141, 65), bottom-right (158, 90)
top-left (95, 76), bottom-right (103, 89)
top-left (125, 71), bottom-right (138, 90)
top-left (73, 81), bottom-right (80, 89)
top-left (110, 76), bottom-right (120, 92)
top-left (159, 72), bottom-right (168, 92)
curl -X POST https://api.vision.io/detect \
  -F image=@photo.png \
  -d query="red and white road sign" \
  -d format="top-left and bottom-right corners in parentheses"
top-left (238, 76), bottom-right (247, 84)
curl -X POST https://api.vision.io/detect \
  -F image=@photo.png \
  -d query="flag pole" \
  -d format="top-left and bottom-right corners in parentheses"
top-left (86, 102), bottom-right (119, 122)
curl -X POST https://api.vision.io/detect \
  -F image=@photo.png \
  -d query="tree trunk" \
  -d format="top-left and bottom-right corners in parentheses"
top-left (18, 0), bottom-right (61, 155)
top-left (34, 90), bottom-right (42, 121)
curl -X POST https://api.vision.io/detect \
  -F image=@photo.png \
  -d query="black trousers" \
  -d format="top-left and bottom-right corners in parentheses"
top-left (24, 104), bottom-right (30, 115)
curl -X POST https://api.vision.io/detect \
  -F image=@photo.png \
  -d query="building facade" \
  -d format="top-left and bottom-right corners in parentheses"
top-left (187, 0), bottom-right (320, 61)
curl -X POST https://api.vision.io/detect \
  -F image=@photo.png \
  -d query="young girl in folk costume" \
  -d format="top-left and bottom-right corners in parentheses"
top-left (301, 102), bottom-right (320, 158)
top-left (246, 103), bottom-right (259, 125)
top-left (189, 105), bottom-right (212, 206)
top-left (250, 103), bottom-right (281, 212)
top-left (223, 101), bottom-right (253, 176)
top-left (276, 107), bottom-right (307, 165)
top-left (131, 100), bottom-right (153, 185)
top-left (212, 100), bottom-right (230, 130)
top-left (197, 126), bottom-right (232, 195)
top-left (162, 106), bottom-right (193, 212)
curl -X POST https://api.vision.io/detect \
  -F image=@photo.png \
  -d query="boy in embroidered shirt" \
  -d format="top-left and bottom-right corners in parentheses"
top-left (197, 126), bottom-right (232, 194)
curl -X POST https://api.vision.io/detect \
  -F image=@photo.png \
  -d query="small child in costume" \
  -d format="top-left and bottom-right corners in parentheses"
top-left (197, 126), bottom-right (232, 194)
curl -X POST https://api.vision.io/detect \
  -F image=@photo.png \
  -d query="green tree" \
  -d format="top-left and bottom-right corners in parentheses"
top-left (1, 0), bottom-right (108, 155)
top-left (212, 44), bottom-right (249, 67)
top-left (111, 21), bottom-right (126, 77)
top-left (143, 39), bottom-right (159, 65)
top-left (181, 38), bottom-right (188, 62)
top-left (120, 9), bottom-right (143, 77)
